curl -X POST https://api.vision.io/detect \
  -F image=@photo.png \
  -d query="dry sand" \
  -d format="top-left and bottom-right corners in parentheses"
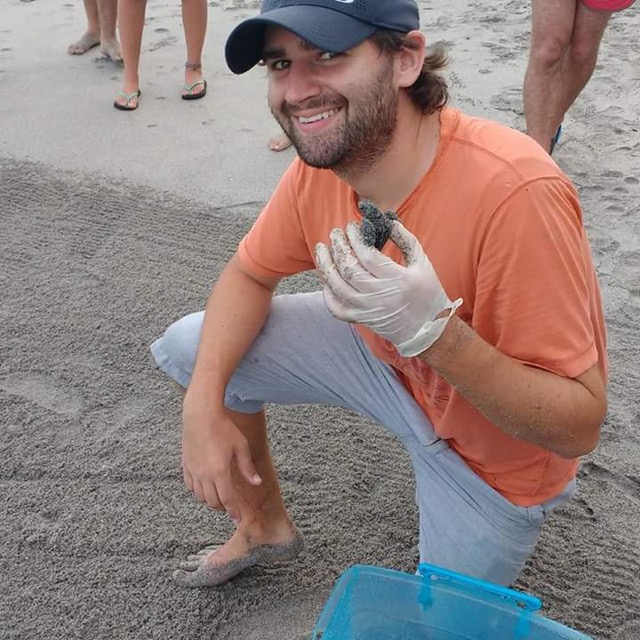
top-left (1, 1), bottom-right (639, 638)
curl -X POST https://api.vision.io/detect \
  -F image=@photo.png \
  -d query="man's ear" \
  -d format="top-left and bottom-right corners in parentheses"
top-left (395, 30), bottom-right (426, 88)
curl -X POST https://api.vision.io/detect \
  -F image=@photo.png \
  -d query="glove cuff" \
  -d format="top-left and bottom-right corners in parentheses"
top-left (396, 297), bottom-right (463, 358)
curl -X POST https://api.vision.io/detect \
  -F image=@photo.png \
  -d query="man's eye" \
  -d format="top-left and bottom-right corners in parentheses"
top-left (318, 52), bottom-right (338, 61)
top-left (269, 59), bottom-right (291, 71)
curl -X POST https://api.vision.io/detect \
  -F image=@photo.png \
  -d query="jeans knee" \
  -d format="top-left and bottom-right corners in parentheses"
top-left (154, 311), bottom-right (203, 380)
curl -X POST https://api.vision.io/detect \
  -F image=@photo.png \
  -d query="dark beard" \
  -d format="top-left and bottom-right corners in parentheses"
top-left (271, 62), bottom-right (398, 174)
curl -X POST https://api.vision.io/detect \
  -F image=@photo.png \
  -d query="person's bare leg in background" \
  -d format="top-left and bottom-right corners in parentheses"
top-left (68, 0), bottom-right (121, 62)
top-left (97, 0), bottom-right (121, 62)
top-left (523, 0), bottom-right (610, 153)
top-left (181, 0), bottom-right (208, 97)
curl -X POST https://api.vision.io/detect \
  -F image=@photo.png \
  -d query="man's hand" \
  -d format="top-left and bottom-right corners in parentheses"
top-left (315, 220), bottom-right (462, 357)
top-left (181, 390), bottom-right (262, 523)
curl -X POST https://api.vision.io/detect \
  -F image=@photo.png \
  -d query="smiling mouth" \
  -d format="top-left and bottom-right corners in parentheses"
top-left (296, 108), bottom-right (341, 125)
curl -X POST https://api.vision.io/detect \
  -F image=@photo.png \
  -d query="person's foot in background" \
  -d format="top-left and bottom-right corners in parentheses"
top-left (68, 0), bottom-right (121, 62)
top-left (101, 37), bottom-right (122, 63)
top-left (268, 133), bottom-right (293, 152)
top-left (68, 32), bottom-right (101, 56)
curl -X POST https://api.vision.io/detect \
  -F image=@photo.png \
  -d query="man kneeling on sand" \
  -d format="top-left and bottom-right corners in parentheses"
top-left (151, 0), bottom-right (608, 588)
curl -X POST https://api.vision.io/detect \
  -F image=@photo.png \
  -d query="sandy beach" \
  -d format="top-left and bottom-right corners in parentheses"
top-left (1, 1), bottom-right (639, 638)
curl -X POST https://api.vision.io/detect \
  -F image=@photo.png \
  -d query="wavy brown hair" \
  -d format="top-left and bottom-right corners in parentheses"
top-left (371, 30), bottom-right (449, 115)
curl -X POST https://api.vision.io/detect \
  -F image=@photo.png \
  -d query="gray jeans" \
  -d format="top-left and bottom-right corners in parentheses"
top-left (150, 291), bottom-right (575, 586)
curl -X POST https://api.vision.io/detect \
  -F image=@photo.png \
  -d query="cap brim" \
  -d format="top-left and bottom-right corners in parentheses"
top-left (225, 6), bottom-right (377, 74)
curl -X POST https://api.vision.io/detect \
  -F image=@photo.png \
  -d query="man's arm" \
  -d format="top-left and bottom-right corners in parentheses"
top-left (181, 253), bottom-right (280, 520)
top-left (420, 315), bottom-right (606, 458)
top-left (188, 253), bottom-right (279, 401)
top-left (315, 220), bottom-right (606, 460)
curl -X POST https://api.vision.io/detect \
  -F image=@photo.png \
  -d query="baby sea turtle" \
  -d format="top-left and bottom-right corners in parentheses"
top-left (358, 199), bottom-right (398, 250)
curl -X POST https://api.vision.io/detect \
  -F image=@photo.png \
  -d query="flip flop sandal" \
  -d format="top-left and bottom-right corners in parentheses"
top-left (114, 89), bottom-right (141, 111)
top-left (182, 80), bottom-right (207, 101)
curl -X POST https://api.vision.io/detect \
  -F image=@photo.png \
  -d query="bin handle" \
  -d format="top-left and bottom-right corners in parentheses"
top-left (418, 563), bottom-right (542, 612)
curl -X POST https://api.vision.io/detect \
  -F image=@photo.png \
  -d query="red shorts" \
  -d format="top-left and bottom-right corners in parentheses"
top-left (582, 0), bottom-right (635, 11)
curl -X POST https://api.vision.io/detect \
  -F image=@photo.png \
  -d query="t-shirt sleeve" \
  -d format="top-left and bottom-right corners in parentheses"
top-left (237, 159), bottom-right (316, 278)
top-left (473, 176), bottom-right (598, 379)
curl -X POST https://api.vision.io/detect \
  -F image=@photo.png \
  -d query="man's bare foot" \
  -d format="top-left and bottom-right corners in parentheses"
top-left (100, 38), bottom-right (122, 63)
top-left (68, 32), bottom-right (100, 56)
top-left (173, 526), bottom-right (303, 587)
top-left (268, 133), bottom-right (293, 152)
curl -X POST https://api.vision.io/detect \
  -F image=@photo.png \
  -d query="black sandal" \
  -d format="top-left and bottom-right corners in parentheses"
top-left (182, 62), bottom-right (207, 101)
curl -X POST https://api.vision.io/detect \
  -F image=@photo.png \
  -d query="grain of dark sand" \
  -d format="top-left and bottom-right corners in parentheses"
top-left (1, 0), bottom-right (639, 638)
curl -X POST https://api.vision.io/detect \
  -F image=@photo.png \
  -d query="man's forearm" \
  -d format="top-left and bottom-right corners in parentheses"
top-left (188, 254), bottom-right (278, 403)
top-left (420, 316), bottom-right (606, 458)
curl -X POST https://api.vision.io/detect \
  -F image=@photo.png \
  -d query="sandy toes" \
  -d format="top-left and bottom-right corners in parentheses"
top-left (173, 530), bottom-right (304, 588)
top-left (68, 32), bottom-right (100, 56)
top-left (100, 39), bottom-right (122, 63)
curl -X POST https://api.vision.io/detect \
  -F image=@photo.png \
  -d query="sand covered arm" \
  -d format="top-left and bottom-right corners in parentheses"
top-left (316, 177), bottom-right (606, 458)
top-left (421, 316), bottom-right (605, 458)
top-left (420, 178), bottom-right (607, 458)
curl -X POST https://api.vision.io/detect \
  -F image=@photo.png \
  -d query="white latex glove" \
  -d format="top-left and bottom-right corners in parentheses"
top-left (314, 220), bottom-right (462, 357)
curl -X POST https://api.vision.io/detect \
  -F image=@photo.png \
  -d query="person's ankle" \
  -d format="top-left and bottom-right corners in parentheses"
top-left (122, 75), bottom-right (140, 89)
top-left (239, 510), bottom-right (296, 544)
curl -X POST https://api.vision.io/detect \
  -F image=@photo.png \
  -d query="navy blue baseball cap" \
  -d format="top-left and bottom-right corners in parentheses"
top-left (225, 0), bottom-right (420, 75)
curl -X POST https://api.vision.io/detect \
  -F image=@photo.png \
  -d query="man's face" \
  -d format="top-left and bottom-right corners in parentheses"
top-left (263, 27), bottom-right (399, 172)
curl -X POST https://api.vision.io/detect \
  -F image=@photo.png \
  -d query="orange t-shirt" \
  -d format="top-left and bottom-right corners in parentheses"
top-left (237, 108), bottom-right (608, 507)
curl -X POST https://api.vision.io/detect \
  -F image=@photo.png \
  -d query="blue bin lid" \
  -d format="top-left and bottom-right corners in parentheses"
top-left (312, 564), bottom-right (592, 640)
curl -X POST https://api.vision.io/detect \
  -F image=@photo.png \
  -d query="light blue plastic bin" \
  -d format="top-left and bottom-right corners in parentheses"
top-left (312, 564), bottom-right (592, 639)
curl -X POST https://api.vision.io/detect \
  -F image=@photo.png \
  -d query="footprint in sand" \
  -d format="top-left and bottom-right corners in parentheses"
top-left (95, 396), bottom-right (151, 439)
top-left (0, 373), bottom-right (84, 416)
top-left (489, 86), bottom-right (523, 115)
top-left (149, 35), bottom-right (178, 52)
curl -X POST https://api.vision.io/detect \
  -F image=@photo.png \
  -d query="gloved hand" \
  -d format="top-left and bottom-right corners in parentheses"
top-left (314, 220), bottom-right (462, 357)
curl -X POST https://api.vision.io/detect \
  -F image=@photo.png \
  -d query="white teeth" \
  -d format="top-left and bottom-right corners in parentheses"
top-left (298, 109), bottom-right (338, 124)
